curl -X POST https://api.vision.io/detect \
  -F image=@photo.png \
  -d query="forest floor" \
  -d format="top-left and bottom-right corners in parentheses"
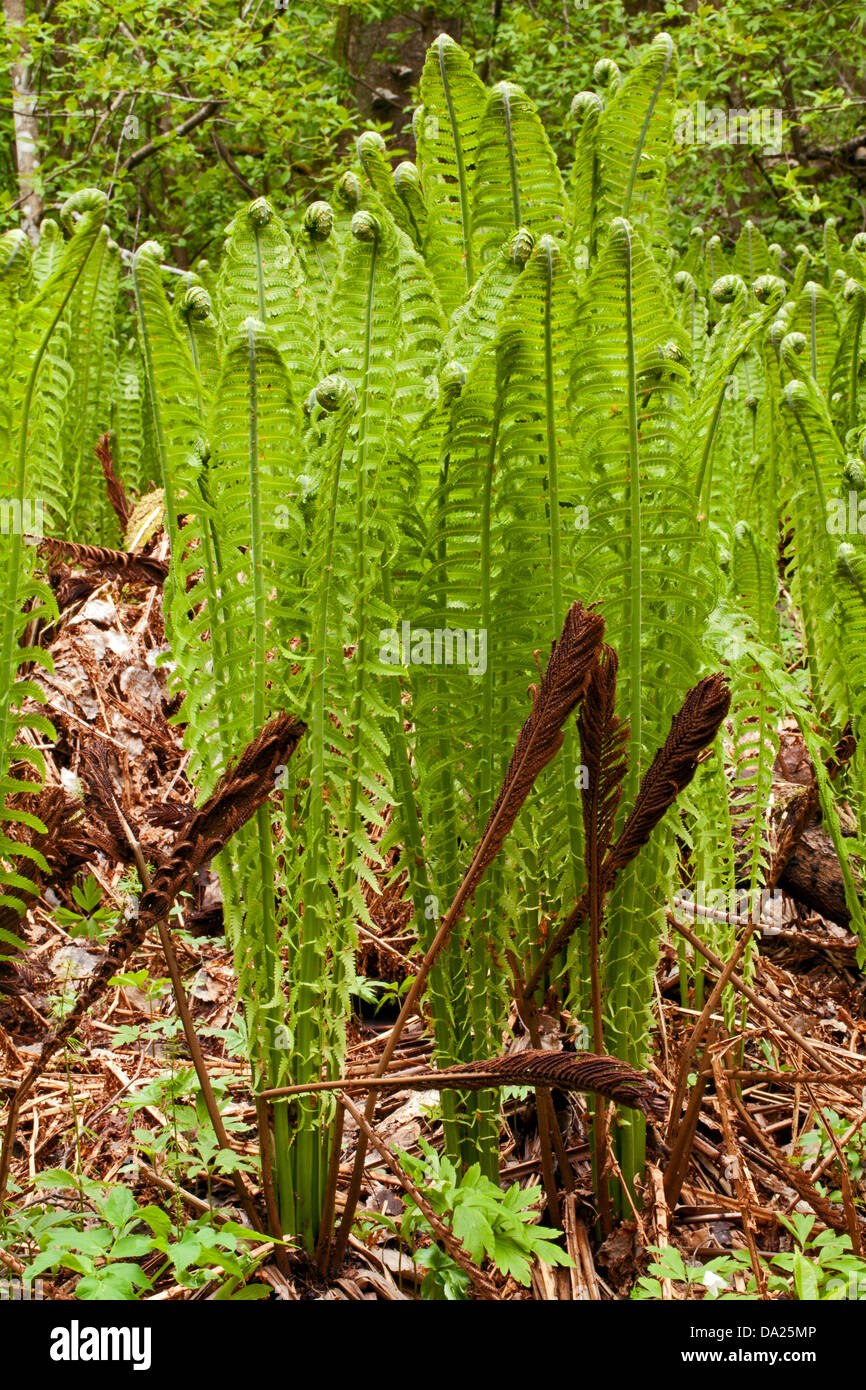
top-left (1, 525), bottom-right (865, 1301)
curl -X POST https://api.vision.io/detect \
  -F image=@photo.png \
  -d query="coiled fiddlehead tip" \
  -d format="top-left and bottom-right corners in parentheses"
top-left (181, 284), bottom-right (213, 322)
top-left (507, 227), bottom-right (535, 265)
top-left (844, 454), bottom-right (866, 489)
top-left (782, 378), bottom-right (809, 412)
top-left (848, 425), bottom-right (866, 462)
top-left (844, 277), bottom-right (866, 304)
top-left (753, 274), bottom-right (786, 308)
top-left (57, 187), bottom-right (107, 230)
top-left (336, 170), bottom-right (361, 210)
top-left (569, 90), bottom-right (602, 121)
top-left (311, 374), bottom-right (356, 413)
top-left (132, 239), bottom-right (165, 269)
top-left (491, 79), bottom-right (523, 105)
top-left (357, 130), bottom-right (387, 161)
top-left (303, 200), bottom-right (334, 241)
top-left (673, 269), bottom-right (695, 292)
top-left (351, 210), bottom-right (380, 243)
top-left (0, 228), bottom-right (31, 287)
top-left (852, 232), bottom-right (866, 255)
top-left (247, 197), bottom-right (273, 228)
top-left (534, 232), bottom-right (561, 266)
top-left (711, 273), bottom-right (747, 305)
top-left (593, 57), bottom-right (621, 88)
top-left (689, 225), bottom-right (705, 243)
top-left (781, 331), bottom-right (807, 362)
top-left (59, 187), bottom-right (108, 231)
top-left (393, 160), bottom-right (421, 191)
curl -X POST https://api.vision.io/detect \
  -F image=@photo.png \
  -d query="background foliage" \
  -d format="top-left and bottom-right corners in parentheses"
top-left (3, 1), bottom-right (866, 262)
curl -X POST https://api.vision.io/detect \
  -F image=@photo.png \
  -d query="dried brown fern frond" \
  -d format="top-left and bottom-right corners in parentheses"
top-left (39, 538), bottom-right (168, 587)
top-left (78, 741), bottom-right (132, 861)
top-left (578, 645), bottom-right (629, 897)
top-left (0, 787), bottom-right (81, 953)
top-left (137, 712), bottom-right (306, 928)
top-left (264, 1050), bottom-right (667, 1120)
top-left (386, 1051), bottom-right (664, 1117)
top-left (603, 673), bottom-right (731, 886)
top-left (0, 711), bottom-right (306, 1205)
top-left (461, 600), bottom-right (605, 904)
top-left (95, 432), bottom-right (132, 531)
top-left (523, 672), bottom-right (731, 998)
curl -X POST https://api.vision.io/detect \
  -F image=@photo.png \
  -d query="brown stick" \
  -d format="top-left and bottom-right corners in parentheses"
top-left (663, 1029), bottom-right (715, 1209)
top-left (711, 1054), bottom-right (767, 1296)
top-left (666, 917), bottom-right (759, 1142)
top-left (730, 1089), bottom-right (866, 1239)
top-left (337, 1091), bottom-right (499, 1300)
top-left (724, 1069), bottom-right (866, 1085)
top-left (666, 913), bottom-right (827, 1070)
top-left (112, 792), bottom-right (265, 1234)
top-left (648, 1164), bottom-right (673, 1299)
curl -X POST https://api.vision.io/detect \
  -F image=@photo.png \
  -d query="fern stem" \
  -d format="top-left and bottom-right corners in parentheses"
top-left (245, 321), bottom-right (295, 1238)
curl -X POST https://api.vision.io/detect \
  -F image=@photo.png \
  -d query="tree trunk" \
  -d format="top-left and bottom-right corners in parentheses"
top-left (4, 0), bottom-right (42, 243)
top-left (776, 823), bottom-right (856, 927)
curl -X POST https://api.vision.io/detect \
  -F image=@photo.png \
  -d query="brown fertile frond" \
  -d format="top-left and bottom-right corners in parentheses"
top-left (2, 714), bottom-right (306, 1109)
top-left (137, 712), bottom-right (306, 928)
top-left (0, 787), bottom-right (81, 950)
top-left (578, 645), bottom-right (629, 879)
top-left (463, 601), bottom-right (605, 900)
top-left (406, 1050), bottom-right (666, 1119)
top-left (522, 673), bottom-right (731, 1000)
top-left (266, 1051), bottom-right (668, 1120)
top-left (39, 538), bottom-right (168, 587)
top-left (604, 672), bottom-right (731, 887)
top-left (95, 432), bottom-right (132, 531)
top-left (146, 800), bottom-right (196, 828)
top-left (78, 741), bottom-right (133, 861)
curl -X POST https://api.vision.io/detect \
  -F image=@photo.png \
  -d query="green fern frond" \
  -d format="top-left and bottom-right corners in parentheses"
top-left (416, 32), bottom-right (488, 312)
top-left (217, 196), bottom-right (319, 395)
top-left (471, 81), bottom-right (567, 267)
top-left (593, 32), bottom-right (676, 248)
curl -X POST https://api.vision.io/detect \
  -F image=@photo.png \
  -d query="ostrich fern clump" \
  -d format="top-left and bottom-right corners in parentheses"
top-left (4, 28), bottom-right (866, 1250)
